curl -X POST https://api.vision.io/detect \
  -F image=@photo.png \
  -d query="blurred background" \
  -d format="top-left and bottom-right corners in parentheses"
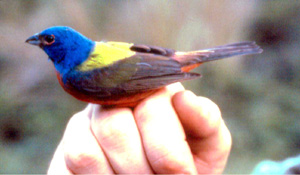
top-left (0, 0), bottom-right (299, 173)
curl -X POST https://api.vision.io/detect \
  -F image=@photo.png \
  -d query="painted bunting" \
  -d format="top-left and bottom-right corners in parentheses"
top-left (26, 26), bottom-right (262, 107)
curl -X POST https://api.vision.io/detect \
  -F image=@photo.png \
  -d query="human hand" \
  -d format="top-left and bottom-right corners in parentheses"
top-left (47, 83), bottom-right (232, 174)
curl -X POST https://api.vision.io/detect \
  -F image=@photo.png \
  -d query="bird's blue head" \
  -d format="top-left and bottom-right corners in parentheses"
top-left (26, 26), bottom-right (95, 74)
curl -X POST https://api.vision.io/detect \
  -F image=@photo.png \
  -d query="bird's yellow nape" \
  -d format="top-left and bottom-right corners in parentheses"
top-left (76, 41), bottom-right (136, 71)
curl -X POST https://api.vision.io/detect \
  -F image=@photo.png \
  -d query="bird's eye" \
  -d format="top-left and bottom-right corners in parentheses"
top-left (44, 35), bottom-right (55, 45)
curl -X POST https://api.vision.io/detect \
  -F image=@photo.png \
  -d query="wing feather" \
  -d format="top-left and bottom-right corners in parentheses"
top-left (68, 54), bottom-right (199, 98)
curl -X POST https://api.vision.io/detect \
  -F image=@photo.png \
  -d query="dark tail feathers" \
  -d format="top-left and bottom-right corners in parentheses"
top-left (175, 41), bottom-right (263, 66)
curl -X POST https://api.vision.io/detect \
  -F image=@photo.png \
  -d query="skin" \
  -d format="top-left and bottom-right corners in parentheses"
top-left (47, 83), bottom-right (232, 174)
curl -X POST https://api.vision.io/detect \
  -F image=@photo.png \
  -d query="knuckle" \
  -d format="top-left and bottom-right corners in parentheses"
top-left (151, 152), bottom-right (195, 174)
top-left (200, 97), bottom-right (221, 116)
top-left (94, 110), bottom-right (134, 148)
top-left (97, 120), bottom-right (124, 143)
top-left (199, 96), bottom-right (222, 130)
top-left (65, 150), bottom-right (98, 171)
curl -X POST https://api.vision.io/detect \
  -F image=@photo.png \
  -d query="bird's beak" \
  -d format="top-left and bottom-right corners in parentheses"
top-left (25, 33), bottom-right (41, 46)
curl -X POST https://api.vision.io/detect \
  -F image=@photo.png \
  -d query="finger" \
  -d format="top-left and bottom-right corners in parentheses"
top-left (48, 141), bottom-right (72, 175)
top-left (63, 105), bottom-right (114, 174)
top-left (165, 82), bottom-right (185, 95)
top-left (134, 87), bottom-right (198, 174)
top-left (172, 91), bottom-right (232, 174)
top-left (91, 105), bottom-right (153, 174)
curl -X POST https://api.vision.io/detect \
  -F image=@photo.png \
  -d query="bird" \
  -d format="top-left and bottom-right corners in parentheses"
top-left (26, 26), bottom-right (262, 107)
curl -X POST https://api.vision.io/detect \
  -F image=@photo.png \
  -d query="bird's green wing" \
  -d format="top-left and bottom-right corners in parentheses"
top-left (70, 42), bottom-right (199, 97)
top-left (112, 54), bottom-right (199, 93)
